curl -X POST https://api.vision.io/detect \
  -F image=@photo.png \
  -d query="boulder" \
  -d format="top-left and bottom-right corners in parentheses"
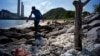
top-left (92, 46), bottom-right (100, 56)
top-left (0, 29), bottom-right (9, 36)
top-left (0, 36), bottom-right (8, 40)
top-left (0, 37), bottom-right (13, 44)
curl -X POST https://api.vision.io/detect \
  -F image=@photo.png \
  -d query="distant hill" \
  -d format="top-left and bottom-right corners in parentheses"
top-left (43, 8), bottom-right (75, 20)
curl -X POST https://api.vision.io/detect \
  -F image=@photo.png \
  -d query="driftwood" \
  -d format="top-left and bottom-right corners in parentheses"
top-left (73, 0), bottom-right (90, 51)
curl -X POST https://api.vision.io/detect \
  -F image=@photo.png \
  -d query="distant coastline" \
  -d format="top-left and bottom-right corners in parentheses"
top-left (0, 9), bottom-right (29, 20)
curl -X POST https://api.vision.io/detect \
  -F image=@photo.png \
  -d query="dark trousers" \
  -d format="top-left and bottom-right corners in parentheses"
top-left (34, 21), bottom-right (40, 38)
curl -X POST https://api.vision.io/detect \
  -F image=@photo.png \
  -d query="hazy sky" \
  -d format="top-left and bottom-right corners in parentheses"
top-left (0, 0), bottom-right (100, 16)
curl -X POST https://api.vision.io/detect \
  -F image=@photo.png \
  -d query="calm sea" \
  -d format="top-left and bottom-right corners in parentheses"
top-left (0, 20), bottom-right (27, 29)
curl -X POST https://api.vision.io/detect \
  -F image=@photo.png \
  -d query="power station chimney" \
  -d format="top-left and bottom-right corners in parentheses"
top-left (17, 0), bottom-right (20, 18)
top-left (21, 2), bottom-right (24, 17)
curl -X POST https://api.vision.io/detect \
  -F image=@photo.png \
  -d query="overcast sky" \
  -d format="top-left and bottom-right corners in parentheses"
top-left (0, 0), bottom-right (100, 16)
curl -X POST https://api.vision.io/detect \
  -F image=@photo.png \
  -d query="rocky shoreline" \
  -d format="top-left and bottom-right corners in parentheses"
top-left (0, 18), bottom-right (100, 56)
top-left (0, 21), bottom-right (75, 56)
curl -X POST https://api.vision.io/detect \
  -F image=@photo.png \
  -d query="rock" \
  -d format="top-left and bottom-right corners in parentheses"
top-left (77, 48), bottom-right (94, 56)
top-left (60, 52), bottom-right (73, 56)
top-left (95, 36), bottom-right (100, 43)
top-left (9, 28), bottom-right (17, 31)
top-left (0, 36), bottom-right (8, 40)
top-left (94, 44), bottom-right (100, 48)
top-left (9, 27), bottom-right (32, 34)
top-left (25, 39), bottom-right (36, 45)
top-left (63, 42), bottom-right (73, 50)
top-left (67, 26), bottom-right (74, 33)
top-left (92, 46), bottom-right (100, 56)
top-left (4, 31), bottom-right (32, 40)
top-left (26, 32), bottom-right (34, 36)
top-left (0, 37), bottom-right (13, 44)
top-left (0, 50), bottom-right (2, 56)
top-left (2, 53), bottom-right (11, 56)
top-left (47, 21), bottom-right (51, 25)
top-left (9, 27), bottom-right (21, 33)
top-left (67, 49), bottom-right (77, 56)
top-left (27, 26), bottom-right (35, 31)
top-left (96, 29), bottom-right (100, 43)
top-left (22, 28), bottom-right (33, 33)
top-left (46, 28), bottom-right (66, 37)
top-left (40, 26), bottom-right (54, 32)
top-left (31, 45), bottom-right (38, 54)
top-left (19, 34), bottom-right (33, 40)
top-left (3, 31), bottom-right (19, 37)
top-left (0, 29), bottom-right (9, 36)
top-left (6, 32), bottom-right (22, 39)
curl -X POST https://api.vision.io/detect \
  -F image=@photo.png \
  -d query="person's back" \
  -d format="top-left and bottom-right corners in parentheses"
top-left (29, 6), bottom-right (42, 22)
top-left (32, 9), bottom-right (42, 18)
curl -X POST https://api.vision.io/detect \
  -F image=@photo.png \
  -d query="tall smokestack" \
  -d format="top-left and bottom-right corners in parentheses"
top-left (17, 0), bottom-right (20, 18)
top-left (21, 2), bottom-right (24, 17)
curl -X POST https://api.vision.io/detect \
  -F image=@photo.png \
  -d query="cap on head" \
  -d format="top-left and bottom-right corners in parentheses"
top-left (32, 6), bottom-right (36, 10)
